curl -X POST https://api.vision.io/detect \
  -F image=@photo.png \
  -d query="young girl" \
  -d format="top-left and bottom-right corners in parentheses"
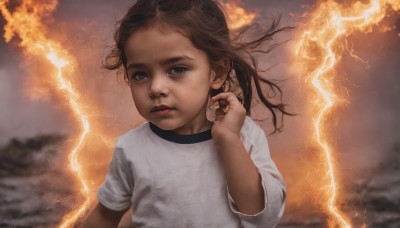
top-left (83, 0), bottom-right (290, 227)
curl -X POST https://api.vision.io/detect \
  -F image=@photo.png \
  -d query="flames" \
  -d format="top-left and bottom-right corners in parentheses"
top-left (295, 0), bottom-right (400, 227)
top-left (221, 0), bottom-right (257, 30)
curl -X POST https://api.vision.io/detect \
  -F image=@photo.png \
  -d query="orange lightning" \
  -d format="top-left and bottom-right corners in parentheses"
top-left (0, 0), bottom-right (97, 226)
top-left (295, 0), bottom-right (400, 227)
top-left (46, 51), bottom-right (93, 228)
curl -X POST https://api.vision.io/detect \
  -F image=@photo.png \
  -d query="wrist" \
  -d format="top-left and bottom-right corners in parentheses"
top-left (212, 130), bottom-right (241, 146)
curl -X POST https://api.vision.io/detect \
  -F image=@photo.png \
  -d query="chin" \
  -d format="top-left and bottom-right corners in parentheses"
top-left (150, 120), bottom-right (182, 131)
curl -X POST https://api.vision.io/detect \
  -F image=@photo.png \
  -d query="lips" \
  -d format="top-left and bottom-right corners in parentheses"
top-left (151, 105), bottom-right (172, 112)
top-left (151, 105), bottom-right (174, 117)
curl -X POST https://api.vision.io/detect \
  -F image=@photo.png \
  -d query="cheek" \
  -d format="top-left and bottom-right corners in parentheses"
top-left (130, 86), bottom-right (146, 104)
top-left (131, 92), bottom-right (148, 117)
top-left (182, 80), bottom-right (212, 104)
top-left (129, 85), bottom-right (136, 99)
top-left (181, 79), bottom-right (211, 98)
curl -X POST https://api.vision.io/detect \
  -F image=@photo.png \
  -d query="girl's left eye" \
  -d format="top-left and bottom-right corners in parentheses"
top-left (169, 66), bottom-right (187, 75)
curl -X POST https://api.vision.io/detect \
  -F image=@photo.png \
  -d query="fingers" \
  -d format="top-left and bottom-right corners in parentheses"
top-left (214, 107), bottom-right (225, 121)
top-left (218, 99), bottom-right (229, 109)
top-left (210, 92), bottom-right (242, 110)
top-left (211, 92), bottom-right (246, 136)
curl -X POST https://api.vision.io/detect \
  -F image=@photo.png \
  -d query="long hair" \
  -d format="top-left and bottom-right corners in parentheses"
top-left (103, 0), bottom-right (294, 133)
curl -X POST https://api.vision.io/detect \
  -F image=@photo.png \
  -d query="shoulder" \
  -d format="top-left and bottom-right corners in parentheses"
top-left (115, 122), bottom-right (151, 149)
top-left (240, 116), bottom-right (268, 149)
top-left (241, 116), bottom-right (263, 137)
top-left (242, 115), bottom-right (261, 130)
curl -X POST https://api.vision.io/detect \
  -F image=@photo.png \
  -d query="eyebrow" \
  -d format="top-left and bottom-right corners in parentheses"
top-left (127, 56), bottom-right (194, 70)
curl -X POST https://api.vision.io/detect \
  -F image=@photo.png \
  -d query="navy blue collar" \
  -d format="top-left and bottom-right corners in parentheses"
top-left (149, 123), bottom-right (212, 144)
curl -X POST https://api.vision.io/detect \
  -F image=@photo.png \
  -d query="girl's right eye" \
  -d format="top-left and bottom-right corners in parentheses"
top-left (130, 72), bottom-right (148, 81)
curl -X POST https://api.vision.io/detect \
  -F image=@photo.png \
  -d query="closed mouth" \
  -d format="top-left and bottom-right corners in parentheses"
top-left (151, 105), bottom-right (174, 112)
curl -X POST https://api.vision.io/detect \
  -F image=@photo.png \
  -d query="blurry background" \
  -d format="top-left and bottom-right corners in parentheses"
top-left (0, 0), bottom-right (399, 227)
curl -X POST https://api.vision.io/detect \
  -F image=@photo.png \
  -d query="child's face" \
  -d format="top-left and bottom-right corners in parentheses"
top-left (125, 27), bottom-right (218, 134)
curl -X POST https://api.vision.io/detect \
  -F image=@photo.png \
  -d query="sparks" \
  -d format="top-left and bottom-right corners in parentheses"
top-left (295, 0), bottom-right (400, 227)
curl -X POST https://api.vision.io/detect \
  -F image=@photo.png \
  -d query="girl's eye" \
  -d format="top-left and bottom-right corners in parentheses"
top-left (169, 66), bottom-right (187, 75)
top-left (130, 72), bottom-right (148, 81)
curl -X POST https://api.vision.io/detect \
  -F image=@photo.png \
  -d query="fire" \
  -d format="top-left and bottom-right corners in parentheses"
top-left (295, 0), bottom-right (400, 227)
top-left (221, 0), bottom-right (257, 30)
top-left (0, 0), bottom-right (98, 226)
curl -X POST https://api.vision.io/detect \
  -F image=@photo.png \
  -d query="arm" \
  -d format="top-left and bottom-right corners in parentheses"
top-left (211, 92), bottom-right (286, 227)
top-left (82, 202), bottom-right (128, 228)
top-left (91, 147), bottom-right (133, 227)
top-left (214, 132), bottom-right (265, 214)
top-left (211, 92), bottom-right (264, 214)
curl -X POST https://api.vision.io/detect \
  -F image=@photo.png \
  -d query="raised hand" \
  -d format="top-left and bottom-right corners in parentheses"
top-left (210, 92), bottom-right (246, 141)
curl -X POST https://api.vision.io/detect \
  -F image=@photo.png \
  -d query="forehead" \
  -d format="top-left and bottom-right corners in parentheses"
top-left (125, 27), bottom-right (207, 66)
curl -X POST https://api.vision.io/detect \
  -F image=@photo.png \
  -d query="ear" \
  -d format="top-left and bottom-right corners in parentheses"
top-left (210, 59), bottom-right (230, 90)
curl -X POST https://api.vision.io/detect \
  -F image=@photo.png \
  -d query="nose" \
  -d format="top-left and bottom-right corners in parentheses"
top-left (148, 74), bottom-right (168, 98)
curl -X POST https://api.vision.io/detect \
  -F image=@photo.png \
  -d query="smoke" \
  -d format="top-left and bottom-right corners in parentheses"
top-left (335, 29), bottom-right (400, 170)
top-left (0, 49), bottom-right (70, 145)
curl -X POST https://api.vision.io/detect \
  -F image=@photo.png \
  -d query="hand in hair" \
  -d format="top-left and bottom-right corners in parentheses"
top-left (211, 92), bottom-right (246, 140)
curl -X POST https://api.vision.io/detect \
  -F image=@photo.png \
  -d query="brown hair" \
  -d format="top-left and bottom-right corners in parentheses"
top-left (103, 0), bottom-right (293, 133)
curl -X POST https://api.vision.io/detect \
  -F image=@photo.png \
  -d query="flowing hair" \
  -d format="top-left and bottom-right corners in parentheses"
top-left (103, 0), bottom-right (294, 133)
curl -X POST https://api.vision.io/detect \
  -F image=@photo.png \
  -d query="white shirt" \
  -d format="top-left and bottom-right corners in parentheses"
top-left (97, 116), bottom-right (285, 227)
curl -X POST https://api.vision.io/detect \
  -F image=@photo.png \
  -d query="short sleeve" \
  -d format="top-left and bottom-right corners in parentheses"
top-left (227, 119), bottom-right (286, 228)
top-left (97, 146), bottom-right (133, 211)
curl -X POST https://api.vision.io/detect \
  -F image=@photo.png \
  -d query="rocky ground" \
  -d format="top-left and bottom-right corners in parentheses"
top-left (279, 143), bottom-right (400, 228)
top-left (348, 144), bottom-right (400, 228)
top-left (0, 135), bottom-right (75, 228)
top-left (0, 135), bottom-right (399, 228)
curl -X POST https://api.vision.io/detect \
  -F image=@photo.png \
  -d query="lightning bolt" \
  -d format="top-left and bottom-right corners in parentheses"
top-left (295, 0), bottom-right (400, 227)
top-left (0, 0), bottom-right (95, 226)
